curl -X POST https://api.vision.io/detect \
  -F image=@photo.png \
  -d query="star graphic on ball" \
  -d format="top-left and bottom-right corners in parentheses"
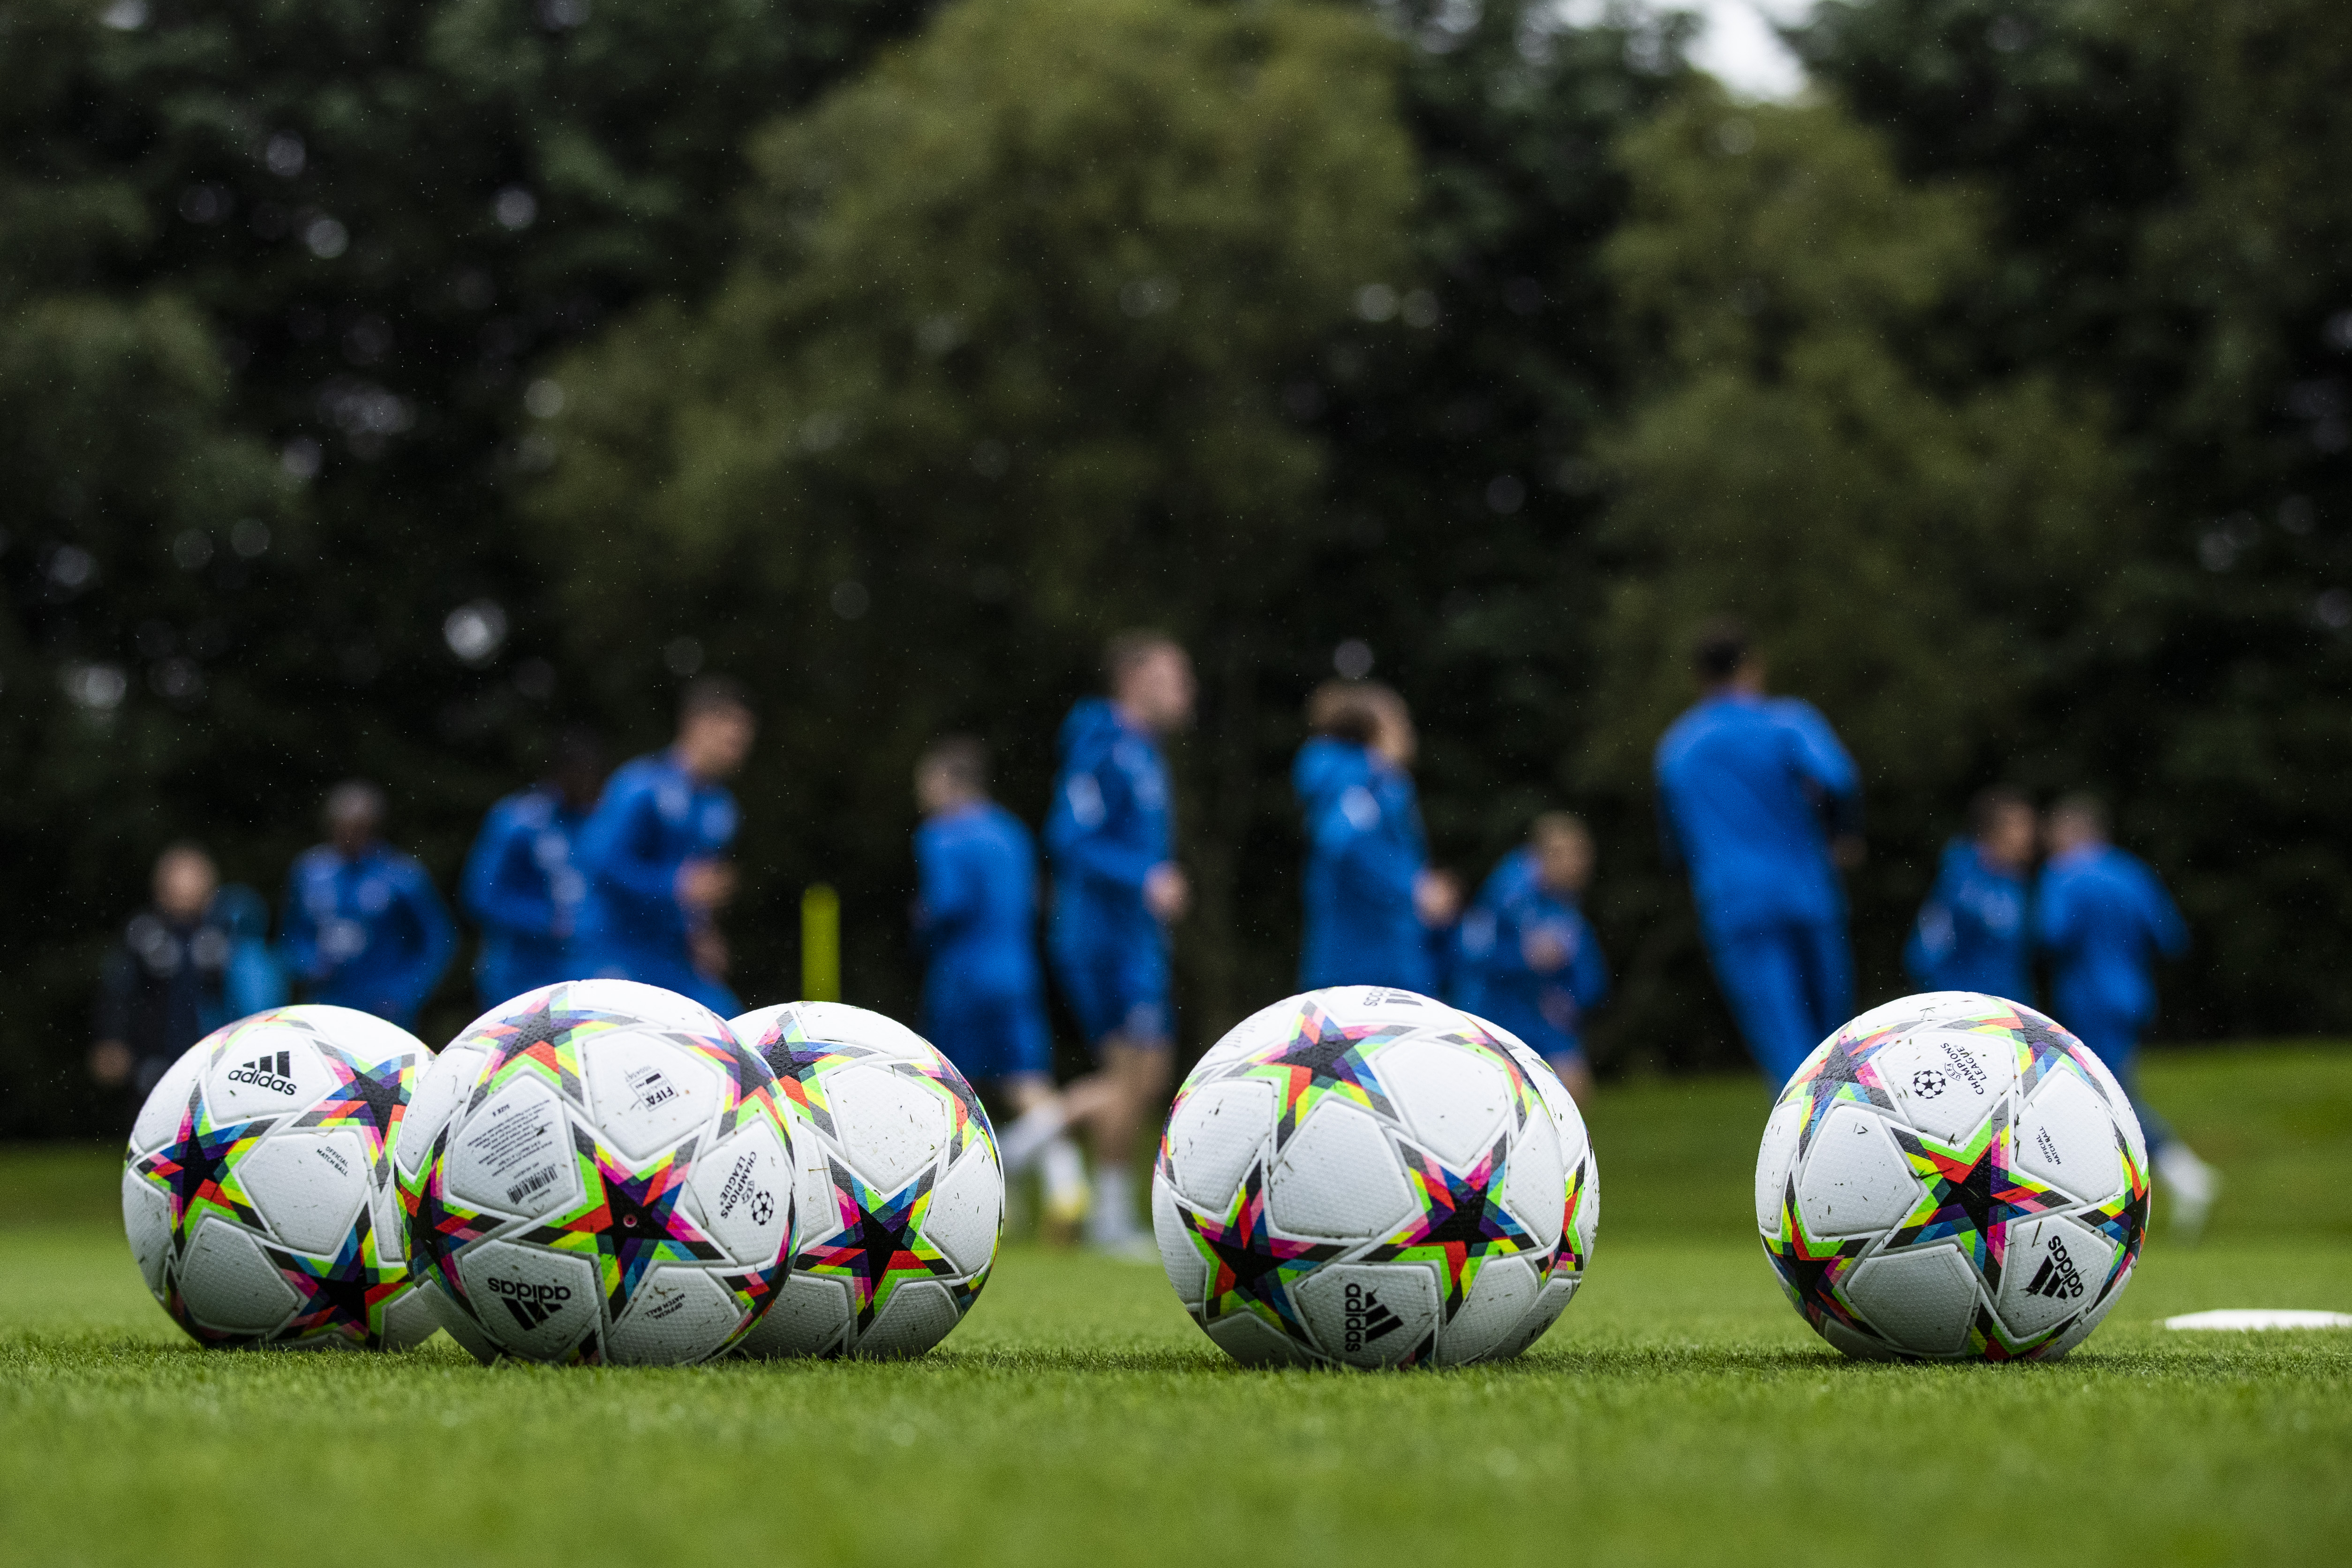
top-left (1242, 1002), bottom-right (1404, 1152)
top-left (1181, 1165), bottom-right (1342, 1340)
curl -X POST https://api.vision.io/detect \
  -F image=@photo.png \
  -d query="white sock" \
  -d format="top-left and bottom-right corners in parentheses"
top-left (1089, 1163), bottom-right (1138, 1244)
top-left (2156, 1142), bottom-right (2218, 1203)
top-left (1040, 1137), bottom-right (1087, 1214)
top-left (998, 1101), bottom-right (1067, 1174)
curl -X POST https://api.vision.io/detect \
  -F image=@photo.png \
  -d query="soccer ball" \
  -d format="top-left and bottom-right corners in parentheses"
top-left (730, 1002), bottom-right (1002, 1359)
top-left (1153, 986), bottom-right (1567, 1368)
top-left (394, 980), bottom-right (795, 1365)
top-left (1756, 991), bottom-right (2149, 1361)
top-left (1453, 1012), bottom-right (1600, 1357)
top-left (121, 1005), bottom-right (436, 1349)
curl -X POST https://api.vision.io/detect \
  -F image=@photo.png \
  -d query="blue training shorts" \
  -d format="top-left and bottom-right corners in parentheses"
top-left (925, 991), bottom-right (1054, 1084)
top-left (1052, 942), bottom-right (1171, 1051)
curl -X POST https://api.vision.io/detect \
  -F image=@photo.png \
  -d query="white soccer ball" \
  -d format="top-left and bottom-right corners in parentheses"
top-left (395, 980), bottom-right (796, 1365)
top-left (121, 1005), bottom-right (436, 1349)
top-left (729, 1002), bottom-right (1003, 1359)
top-left (1756, 991), bottom-right (2149, 1361)
top-left (1452, 1011), bottom-right (1600, 1357)
top-left (1154, 986), bottom-right (1567, 1368)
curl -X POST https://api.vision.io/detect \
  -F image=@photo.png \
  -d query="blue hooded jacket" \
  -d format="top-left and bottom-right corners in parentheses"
top-left (1294, 736), bottom-right (1432, 993)
top-left (2036, 844), bottom-right (2187, 1029)
top-left (1043, 698), bottom-right (1172, 963)
top-left (1655, 693), bottom-right (1861, 935)
top-left (573, 751), bottom-right (738, 976)
top-left (281, 843), bottom-right (456, 1027)
top-left (462, 784), bottom-right (590, 1005)
top-left (916, 800), bottom-right (1046, 1014)
top-left (1904, 837), bottom-right (2031, 1002)
top-left (1454, 846), bottom-right (1609, 1058)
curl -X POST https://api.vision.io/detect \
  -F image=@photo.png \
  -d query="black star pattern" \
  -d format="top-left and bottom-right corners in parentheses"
top-left (404, 1131), bottom-right (492, 1277)
top-left (305, 1045), bottom-right (406, 1145)
top-left (1793, 1032), bottom-right (1894, 1158)
top-left (522, 1142), bottom-right (722, 1315)
top-left (279, 1220), bottom-right (385, 1343)
top-left (469, 997), bottom-right (600, 1108)
top-left (927, 1061), bottom-right (993, 1149)
top-left (146, 1115), bottom-right (268, 1230)
top-left (1259, 1010), bottom-right (1401, 1143)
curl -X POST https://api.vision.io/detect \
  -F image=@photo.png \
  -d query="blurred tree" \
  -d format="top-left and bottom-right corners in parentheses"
top-left (1798, 0), bottom-right (2352, 1039)
top-left (0, 0), bottom-right (933, 1132)
top-left (1576, 88), bottom-right (2126, 1066)
top-left (533, 0), bottom-right (1417, 1033)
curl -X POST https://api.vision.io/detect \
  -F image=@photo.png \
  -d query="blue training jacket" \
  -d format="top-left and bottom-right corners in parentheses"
top-left (1294, 736), bottom-right (1433, 993)
top-left (462, 784), bottom-right (590, 1005)
top-left (1043, 698), bottom-right (1171, 961)
top-left (281, 843), bottom-right (456, 1027)
top-left (1454, 845), bottom-right (1610, 1059)
top-left (573, 751), bottom-right (739, 977)
top-left (1904, 837), bottom-right (2032, 1003)
top-left (1655, 693), bottom-right (1861, 935)
top-left (915, 800), bottom-right (1047, 1013)
top-left (2036, 843), bottom-right (2187, 1029)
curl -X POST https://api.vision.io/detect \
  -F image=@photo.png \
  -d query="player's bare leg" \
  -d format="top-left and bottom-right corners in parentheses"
top-left (1071, 1036), bottom-right (1170, 1256)
top-left (995, 1071), bottom-right (1091, 1245)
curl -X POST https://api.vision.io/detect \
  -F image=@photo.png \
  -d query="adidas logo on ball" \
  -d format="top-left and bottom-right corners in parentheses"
top-left (2022, 1236), bottom-right (2087, 1301)
top-left (1341, 1282), bottom-right (1405, 1353)
top-left (486, 1277), bottom-right (573, 1330)
top-left (226, 1051), bottom-right (299, 1095)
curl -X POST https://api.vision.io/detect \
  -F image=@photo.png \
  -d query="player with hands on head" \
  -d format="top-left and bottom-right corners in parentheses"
top-left (1905, 786), bottom-right (2035, 1003)
top-left (1293, 679), bottom-right (1461, 995)
top-left (2036, 793), bottom-right (2217, 1235)
top-left (460, 729), bottom-right (607, 1008)
top-left (1654, 620), bottom-right (1863, 1088)
top-left (1041, 630), bottom-right (1194, 1257)
top-left (574, 676), bottom-right (755, 1015)
top-left (1454, 812), bottom-right (1608, 1104)
top-left (281, 782), bottom-right (456, 1029)
top-left (912, 736), bottom-right (1090, 1238)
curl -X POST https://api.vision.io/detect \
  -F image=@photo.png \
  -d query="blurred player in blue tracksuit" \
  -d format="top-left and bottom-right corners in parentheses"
top-left (1904, 786), bottom-right (2035, 1003)
top-left (2037, 794), bottom-right (2216, 1233)
top-left (1043, 631), bottom-right (1194, 1253)
top-left (912, 736), bottom-right (1088, 1234)
top-left (1655, 622), bottom-right (1862, 1088)
top-left (575, 678), bottom-right (757, 1015)
top-left (1454, 813), bottom-right (1607, 1104)
top-left (461, 730), bottom-right (606, 1009)
top-left (281, 781), bottom-right (456, 1029)
top-left (1294, 679), bottom-right (1461, 995)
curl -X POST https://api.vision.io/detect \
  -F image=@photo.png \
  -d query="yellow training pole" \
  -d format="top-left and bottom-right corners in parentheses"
top-left (801, 883), bottom-right (841, 1003)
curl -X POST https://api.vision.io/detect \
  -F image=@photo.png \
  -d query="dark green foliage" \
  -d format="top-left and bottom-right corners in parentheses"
top-left (0, 0), bottom-right (934, 1132)
top-left (4, 0), bottom-right (2349, 1136)
top-left (1796, 0), bottom-right (2352, 1040)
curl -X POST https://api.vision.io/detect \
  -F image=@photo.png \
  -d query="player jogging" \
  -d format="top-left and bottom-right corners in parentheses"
top-left (2036, 794), bottom-right (2219, 1235)
top-left (575, 677), bottom-right (756, 1015)
top-left (1904, 786), bottom-right (2035, 1003)
top-left (460, 730), bottom-right (606, 1008)
top-left (281, 781), bottom-right (457, 1028)
top-left (1654, 622), bottom-right (1862, 1088)
top-left (1454, 812), bottom-right (1607, 1104)
top-left (1040, 631), bottom-right (1193, 1256)
top-left (1293, 679), bottom-right (1460, 994)
top-left (911, 737), bottom-right (1089, 1236)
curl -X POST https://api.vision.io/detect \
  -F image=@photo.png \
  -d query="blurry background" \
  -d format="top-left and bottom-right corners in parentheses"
top-left (4, 0), bottom-right (2348, 1135)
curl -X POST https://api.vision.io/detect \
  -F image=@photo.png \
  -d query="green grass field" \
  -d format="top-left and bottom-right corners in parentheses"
top-left (5, 1044), bottom-right (2349, 1567)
